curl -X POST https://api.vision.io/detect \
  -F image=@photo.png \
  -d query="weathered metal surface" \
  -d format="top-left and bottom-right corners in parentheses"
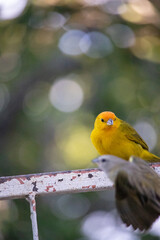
top-left (0, 168), bottom-right (112, 200)
top-left (0, 164), bottom-right (160, 200)
top-left (150, 163), bottom-right (160, 175)
top-left (27, 193), bottom-right (39, 240)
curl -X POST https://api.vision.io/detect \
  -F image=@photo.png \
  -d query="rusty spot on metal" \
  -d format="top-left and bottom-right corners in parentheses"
top-left (88, 174), bottom-right (93, 178)
top-left (31, 199), bottom-right (36, 211)
top-left (151, 164), bottom-right (160, 168)
top-left (45, 185), bottom-right (56, 192)
top-left (58, 179), bottom-right (63, 182)
top-left (48, 173), bottom-right (57, 177)
top-left (33, 205), bottom-right (36, 211)
top-left (17, 178), bottom-right (25, 184)
top-left (32, 182), bottom-right (38, 192)
top-left (73, 169), bottom-right (98, 174)
top-left (45, 186), bottom-right (53, 192)
top-left (82, 185), bottom-right (96, 189)
top-left (82, 185), bottom-right (91, 189)
top-left (20, 177), bottom-right (27, 180)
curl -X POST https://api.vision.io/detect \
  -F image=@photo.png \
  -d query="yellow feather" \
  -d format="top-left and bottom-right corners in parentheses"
top-left (91, 111), bottom-right (160, 162)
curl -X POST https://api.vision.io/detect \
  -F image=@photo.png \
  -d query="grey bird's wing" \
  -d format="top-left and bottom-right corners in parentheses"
top-left (115, 170), bottom-right (160, 231)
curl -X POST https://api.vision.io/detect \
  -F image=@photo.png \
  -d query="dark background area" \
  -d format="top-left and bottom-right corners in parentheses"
top-left (0, 0), bottom-right (160, 239)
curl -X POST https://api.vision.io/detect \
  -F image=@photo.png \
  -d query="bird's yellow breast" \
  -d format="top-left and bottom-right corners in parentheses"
top-left (91, 127), bottom-right (143, 160)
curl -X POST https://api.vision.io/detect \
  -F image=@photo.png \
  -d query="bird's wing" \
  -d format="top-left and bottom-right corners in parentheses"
top-left (129, 156), bottom-right (149, 166)
top-left (121, 121), bottom-right (149, 150)
top-left (115, 170), bottom-right (160, 230)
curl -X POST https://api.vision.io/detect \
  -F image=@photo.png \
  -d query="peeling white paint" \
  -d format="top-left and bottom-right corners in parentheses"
top-left (0, 169), bottom-right (113, 200)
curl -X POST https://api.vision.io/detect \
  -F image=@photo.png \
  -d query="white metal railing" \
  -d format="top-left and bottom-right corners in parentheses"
top-left (0, 163), bottom-right (160, 240)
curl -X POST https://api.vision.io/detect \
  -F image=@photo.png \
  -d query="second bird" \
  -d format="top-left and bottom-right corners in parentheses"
top-left (93, 155), bottom-right (160, 230)
top-left (91, 111), bottom-right (160, 162)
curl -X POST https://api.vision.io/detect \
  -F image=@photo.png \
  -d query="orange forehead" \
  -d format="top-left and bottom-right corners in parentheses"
top-left (98, 111), bottom-right (116, 120)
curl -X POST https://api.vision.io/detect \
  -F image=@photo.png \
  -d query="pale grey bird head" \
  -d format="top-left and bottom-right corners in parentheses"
top-left (92, 155), bottom-right (128, 181)
top-left (92, 154), bottom-right (127, 170)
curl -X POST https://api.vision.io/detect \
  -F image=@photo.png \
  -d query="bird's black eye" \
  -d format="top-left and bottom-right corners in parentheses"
top-left (101, 158), bottom-right (106, 163)
top-left (101, 118), bottom-right (104, 122)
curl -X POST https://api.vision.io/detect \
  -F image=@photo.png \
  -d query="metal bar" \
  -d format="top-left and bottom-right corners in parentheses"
top-left (0, 168), bottom-right (112, 200)
top-left (26, 193), bottom-right (39, 240)
top-left (0, 163), bottom-right (160, 200)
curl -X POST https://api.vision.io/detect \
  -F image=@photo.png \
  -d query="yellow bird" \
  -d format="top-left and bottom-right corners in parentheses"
top-left (91, 111), bottom-right (160, 162)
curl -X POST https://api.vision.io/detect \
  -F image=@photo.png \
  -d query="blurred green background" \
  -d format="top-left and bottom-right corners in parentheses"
top-left (0, 0), bottom-right (160, 239)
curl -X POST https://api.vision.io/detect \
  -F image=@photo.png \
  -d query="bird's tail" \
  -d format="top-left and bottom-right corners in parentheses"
top-left (141, 150), bottom-right (160, 163)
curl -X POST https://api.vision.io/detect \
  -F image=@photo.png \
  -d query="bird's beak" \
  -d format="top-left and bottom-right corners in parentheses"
top-left (92, 158), bottom-right (99, 164)
top-left (107, 119), bottom-right (113, 126)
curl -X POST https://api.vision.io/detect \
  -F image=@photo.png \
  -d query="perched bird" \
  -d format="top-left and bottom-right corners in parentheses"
top-left (93, 155), bottom-right (160, 231)
top-left (91, 111), bottom-right (160, 162)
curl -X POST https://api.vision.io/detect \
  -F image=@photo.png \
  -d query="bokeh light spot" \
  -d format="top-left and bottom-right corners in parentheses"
top-left (131, 0), bottom-right (157, 19)
top-left (134, 121), bottom-right (157, 151)
top-left (24, 82), bottom-right (50, 120)
top-left (43, 12), bottom-right (66, 30)
top-left (81, 210), bottom-right (138, 240)
top-left (131, 36), bottom-right (160, 63)
top-left (107, 24), bottom-right (135, 48)
top-left (121, 0), bottom-right (158, 24)
top-left (49, 78), bottom-right (84, 112)
top-left (57, 124), bottom-right (97, 168)
top-left (101, 0), bottom-right (127, 15)
top-left (58, 30), bottom-right (85, 56)
top-left (56, 194), bottom-right (90, 219)
top-left (80, 31), bottom-right (113, 58)
top-left (0, 0), bottom-right (28, 20)
top-left (150, 217), bottom-right (160, 236)
top-left (0, 52), bottom-right (20, 77)
top-left (80, 0), bottom-right (107, 6)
